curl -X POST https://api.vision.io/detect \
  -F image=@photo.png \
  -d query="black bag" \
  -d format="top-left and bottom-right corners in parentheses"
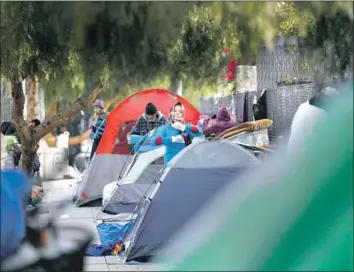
top-left (181, 132), bottom-right (192, 146)
top-left (253, 89), bottom-right (267, 121)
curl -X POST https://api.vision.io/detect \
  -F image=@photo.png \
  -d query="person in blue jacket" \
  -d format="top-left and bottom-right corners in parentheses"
top-left (152, 102), bottom-right (202, 166)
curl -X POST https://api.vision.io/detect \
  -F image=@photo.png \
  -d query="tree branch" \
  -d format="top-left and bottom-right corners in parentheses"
top-left (26, 76), bottom-right (39, 120)
top-left (104, 90), bottom-right (121, 111)
top-left (34, 87), bottom-right (102, 141)
top-left (11, 80), bottom-right (31, 144)
top-left (45, 102), bottom-right (57, 119)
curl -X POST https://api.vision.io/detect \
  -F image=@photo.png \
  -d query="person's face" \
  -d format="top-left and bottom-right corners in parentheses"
top-left (60, 127), bottom-right (66, 133)
top-left (146, 113), bottom-right (157, 122)
top-left (94, 106), bottom-right (103, 115)
top-left (173, 105), bottom-right (184, 122)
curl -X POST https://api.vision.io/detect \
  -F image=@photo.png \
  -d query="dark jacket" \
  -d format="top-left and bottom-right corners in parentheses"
top-left (131, 111), bottom-right (168, 136)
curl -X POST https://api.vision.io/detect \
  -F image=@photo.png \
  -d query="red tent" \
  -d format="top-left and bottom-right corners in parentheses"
top-left (97, 88), bottom-right (200, 154)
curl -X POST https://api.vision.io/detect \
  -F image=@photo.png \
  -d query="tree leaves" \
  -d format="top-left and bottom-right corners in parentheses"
top-left (1, 1), bottom-right (352, 108)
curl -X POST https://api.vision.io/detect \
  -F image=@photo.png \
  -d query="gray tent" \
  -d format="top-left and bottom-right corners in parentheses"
top-left (97, 146), bottom-right (165, 218)
top-left (73, 122), bottom-right (135, 206)
top-left (122, 140), bottom-right (260, 262)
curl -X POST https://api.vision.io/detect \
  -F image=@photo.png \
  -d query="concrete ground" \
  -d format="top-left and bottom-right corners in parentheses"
top-left (41, 179), bottom-right (158, 271)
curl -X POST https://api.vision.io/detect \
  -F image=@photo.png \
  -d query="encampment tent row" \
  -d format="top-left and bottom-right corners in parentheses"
top-left (73, 89), bottom-right (200, 206)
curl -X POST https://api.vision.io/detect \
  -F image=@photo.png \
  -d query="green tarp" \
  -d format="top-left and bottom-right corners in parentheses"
top-left (161, 84), bottom-right (353, 271)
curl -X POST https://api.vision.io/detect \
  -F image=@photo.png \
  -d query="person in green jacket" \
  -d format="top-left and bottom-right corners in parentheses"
top-left (159, 83), bottom-right (353, 271)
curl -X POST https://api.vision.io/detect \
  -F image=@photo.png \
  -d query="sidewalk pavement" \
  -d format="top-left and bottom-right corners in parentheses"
top-left (41, 179), bottom-right (158, 271)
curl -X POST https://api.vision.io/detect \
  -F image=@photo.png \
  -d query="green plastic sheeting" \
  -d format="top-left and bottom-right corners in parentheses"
top-left (161, 84), bottom-right (353, 271)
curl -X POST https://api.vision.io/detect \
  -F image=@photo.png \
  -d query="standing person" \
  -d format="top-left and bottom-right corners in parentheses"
top-left (131, 102), bottom-right (168, 136)
top-left (152, 102), bottom-right (202, 167)
top-left (89, 99), bottom-right (106, 160)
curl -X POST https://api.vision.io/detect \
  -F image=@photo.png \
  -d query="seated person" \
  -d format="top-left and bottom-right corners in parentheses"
top-left (152, 102), bottom-right (202, 167)
top-left (201, 107), bottom-right (237, 137)
top-left (131, 102), bottom-right (168, 136)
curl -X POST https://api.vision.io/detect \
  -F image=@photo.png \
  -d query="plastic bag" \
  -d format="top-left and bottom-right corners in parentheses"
top-left (57, 132), bottom-right (70, 148)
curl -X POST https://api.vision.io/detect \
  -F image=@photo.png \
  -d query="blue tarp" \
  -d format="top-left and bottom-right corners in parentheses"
top-left (131, 126), bottom-right (166, 153)
top-left (1, 171), bottom-right (32, 261)
top-left (97, 221), bottom-right (134, 245)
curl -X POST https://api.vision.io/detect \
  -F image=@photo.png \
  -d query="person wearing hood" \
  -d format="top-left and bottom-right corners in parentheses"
top-left (89, 99), bottom-right (107, 160)
top-left (202, 107), bottom-right (237, 137)
top-left (287, 87), bottom-right (339, 155)
top-left (152, 102), bottom-right (202, 167)
top-left (131, 102), bottom-right (168, 136)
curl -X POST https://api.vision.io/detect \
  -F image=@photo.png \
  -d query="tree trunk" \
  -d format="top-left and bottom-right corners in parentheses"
top-left (169, 73), bottom-right (179, 93)
top-left (45, 93), bottom-right (57, 119)
top-left (26, 76), bottom-right (39, 121)
top-left (19, 142), bottom-right (38, 175)
top-left (11, 80), bottom-right (33, 174)
top-left (45, 103), bottom-right (57, 119)
top-left (11, 81), bottom-right (102, 175)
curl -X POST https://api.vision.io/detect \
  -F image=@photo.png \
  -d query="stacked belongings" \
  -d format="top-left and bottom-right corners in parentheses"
top-left (216, 119), bottom-right (273, 140)
top-left (216, 119), bottom-right (273, 148)
top-left (115, 140), bottom-right (260, 262)
top-left (200, 107), bottom-right (237, 138)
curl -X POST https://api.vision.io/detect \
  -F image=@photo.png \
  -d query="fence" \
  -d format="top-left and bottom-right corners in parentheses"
top-left (256, 37), bottom-right (353, 91)
top-left (199, 36), bottom-right (353, 143)
top-left (199, 81), bottom-right (344, 143)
